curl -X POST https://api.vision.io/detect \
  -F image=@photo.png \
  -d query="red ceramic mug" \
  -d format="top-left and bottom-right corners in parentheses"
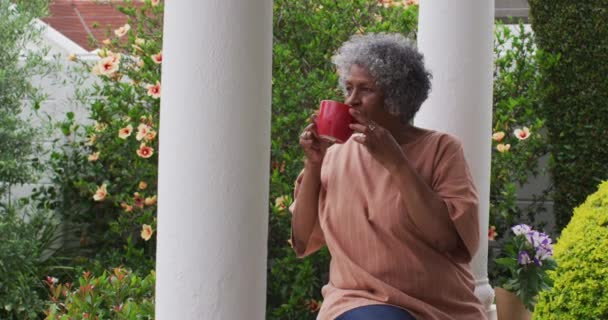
top-left (316, 100), bottom-right (354, 143)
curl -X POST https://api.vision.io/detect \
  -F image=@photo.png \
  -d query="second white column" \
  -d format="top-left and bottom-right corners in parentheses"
top-left (416, 1), bottom-right (496, 319)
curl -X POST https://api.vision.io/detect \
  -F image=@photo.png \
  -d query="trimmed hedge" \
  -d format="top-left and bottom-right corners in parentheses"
top-left (533, 181), bottom-right (608, 319)
top-left (528, 1), bottom-right (608, 230)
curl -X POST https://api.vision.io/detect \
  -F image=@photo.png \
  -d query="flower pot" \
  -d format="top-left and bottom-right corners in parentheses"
top-left (495, 287), bottom-right (532, 320)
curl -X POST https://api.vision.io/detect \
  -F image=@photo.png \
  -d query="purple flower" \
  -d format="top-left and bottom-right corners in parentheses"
top-left (525, 230), bottom-right (554, 261)
top-left (518, 251), bottom-right (532, 265)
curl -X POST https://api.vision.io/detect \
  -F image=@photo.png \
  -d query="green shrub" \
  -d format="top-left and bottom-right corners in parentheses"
top-left (45, 268), bottom-right (155, 320)
top-left (0, 206), bottom-right (60, 319)
top-left (533, 181), bottom-right (608, 319)
top-left (0, 0), bottom-right (50, 202)
top-left (528, 0), bottom-right (608, 230)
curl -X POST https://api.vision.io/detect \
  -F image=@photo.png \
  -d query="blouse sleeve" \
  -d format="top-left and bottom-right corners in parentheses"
top-left (289, 170), bottom-right (326, 258)
top-left (431, 137), bottom-right (480, 263)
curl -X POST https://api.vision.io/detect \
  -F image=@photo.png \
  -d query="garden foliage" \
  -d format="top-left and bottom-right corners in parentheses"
top-left (528, 0), bottom-right (608, 230)
top-left (533, 181), bottom-right (608, 319)
top-left (45, 268), bottom-right (155, 320)
top-left (494, 224), bottom-right (555, 311)
top-left (0, 0), bottom-right (49, 203)
top-left (488, 21), bottom-right (552, 287)
top-left (0, 1), bottom-right (63, 318)
top-left (19, 0), bottom-right (566, 318)
top-left (0, 206), bottom-right (59, 319)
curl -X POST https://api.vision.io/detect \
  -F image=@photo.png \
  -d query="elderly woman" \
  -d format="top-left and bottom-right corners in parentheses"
top-left (290, 33), bottom-right (486, 320)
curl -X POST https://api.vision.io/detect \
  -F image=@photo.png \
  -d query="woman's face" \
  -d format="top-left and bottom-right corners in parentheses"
top-left (344, 65), bottom-right (386, 123)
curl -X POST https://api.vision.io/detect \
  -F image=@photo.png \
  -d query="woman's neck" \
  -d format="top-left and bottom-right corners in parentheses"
top-left (379, 117), bottom-right (424, 145)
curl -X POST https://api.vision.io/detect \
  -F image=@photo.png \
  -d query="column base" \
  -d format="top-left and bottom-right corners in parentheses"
top-left (474, 278), bottom-right (496, 320)
top-left (487, 304), bottom-right (497, 320)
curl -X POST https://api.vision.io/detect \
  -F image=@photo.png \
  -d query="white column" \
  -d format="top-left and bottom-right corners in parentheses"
top-left (416, 1), bottom-right (496, 319)
top-left (156, 1), bottom-right (272, 319)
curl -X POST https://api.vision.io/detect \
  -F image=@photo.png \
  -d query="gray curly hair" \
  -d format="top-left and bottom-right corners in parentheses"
top-left (332, 33), bottom-right (432, 123)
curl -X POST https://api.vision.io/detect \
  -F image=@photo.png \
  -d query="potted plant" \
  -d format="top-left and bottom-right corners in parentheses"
top-left (493, 224), bottom-right (556, 319)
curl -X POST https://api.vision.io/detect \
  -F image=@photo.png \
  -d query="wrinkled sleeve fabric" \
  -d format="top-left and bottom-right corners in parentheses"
top-left (289, 170), bottom-right (326, 258)
top-left (431, 137), bottom-right (480, 263)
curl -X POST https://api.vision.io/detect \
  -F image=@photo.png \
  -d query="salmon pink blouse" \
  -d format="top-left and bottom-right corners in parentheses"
top-left (290, 130), bottom-right (486, 320)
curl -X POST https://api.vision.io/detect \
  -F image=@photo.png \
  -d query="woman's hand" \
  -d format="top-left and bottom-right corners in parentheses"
top-left (299, 115), bottom-right (332, 165)
top-left (349, 109), bottom-right (407, 173)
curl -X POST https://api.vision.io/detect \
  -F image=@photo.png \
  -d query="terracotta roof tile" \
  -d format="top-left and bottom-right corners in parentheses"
top-left (42, 0), bottom-right (142, 51)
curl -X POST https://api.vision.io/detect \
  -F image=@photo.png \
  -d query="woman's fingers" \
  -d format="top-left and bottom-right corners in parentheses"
top-left (310, 114), bottom-right (318, 124)
top-left (319, 139), bottom-right (333, 150)
top-left (309, 124), bottom-right (320, 138)
top-left (300, 130), bottom-right (323, 150)
top-left (301, 139), bottom-right (320, 150)
top-left (300, 130), bottom-right (315, 140)
top-left (302, 122), bottom-right (320, 138)
top-left (303, 123), bottom-right (313, 133)
top-left (351, 132), bottom-right (367, 145)
top-left (299, 113), bottom-right (333, 163)
top-left (349, 123), bottom-right (369, 134)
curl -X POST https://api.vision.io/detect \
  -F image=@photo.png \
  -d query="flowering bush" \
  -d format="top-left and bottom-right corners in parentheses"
top-left (488, 21), bottom-right (554, 287)
top-left (44, 268), bottom-right (155, 320)
top-left (38, 0), bottom-right (163, 274)
top-left (494, 224), bottom-right (556, 311)
top-left (489, 21), bottom-right (550, 233)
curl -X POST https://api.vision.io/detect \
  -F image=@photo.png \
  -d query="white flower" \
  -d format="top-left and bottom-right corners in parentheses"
top-left (93, 56), bottom-right (120, 76)
top-left (146, 81), bottom-right (161, 99)
top-left (88, 152), bottom-right (100, 162)
top-left (141, 224), bottom-right (154, 241)
top-left (492, 131), bottom-right (505, 142)
top-left (511, 224), bottom-right (532, 236)
top-left (514, 127), bottom-right (531, 140)
top-left (144, 195), bottom-right (157, 206)
top-left (118, 124), bottom-right (133, 139)
top-left (151, 51), bottom-right (162, 64)
top-left (93, 184), bottom-right (108, 201)
top-left (114, 24), bottom-right (131, 37)
top-left (94, 121), bottom-right (107, 132)
top-left (496, 143), bottom-right (511, 153)
top-left (87, 134), bottom-right (97, 146)
top-left (136, 143), bottom-right (154, 158)
top-left (136, 123), bottom-right (151, 141)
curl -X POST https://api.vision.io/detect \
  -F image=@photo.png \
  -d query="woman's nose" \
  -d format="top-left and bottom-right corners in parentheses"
top-left (345, 91), bottom-right (360, 107)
